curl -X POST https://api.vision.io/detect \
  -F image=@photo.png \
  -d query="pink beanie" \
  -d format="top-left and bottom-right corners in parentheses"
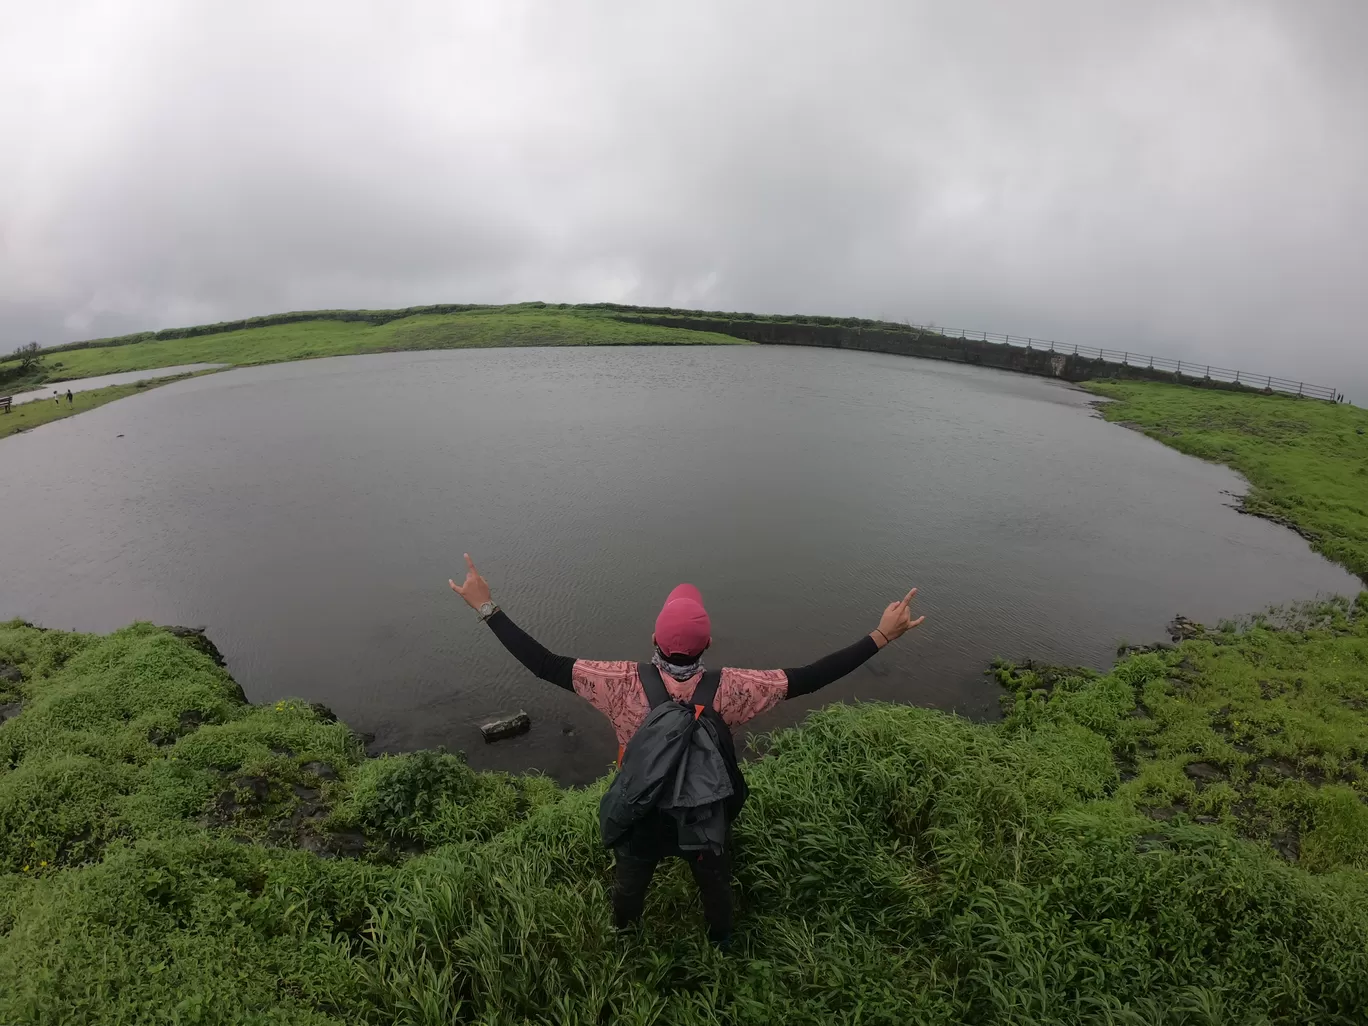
top-left (653, 583), bottom-right (711, 659)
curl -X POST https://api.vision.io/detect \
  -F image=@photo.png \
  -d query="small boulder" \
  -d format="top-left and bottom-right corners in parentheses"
top-left (207, 791), bottom-right (240, 824)
top-left (0, 661), bottom-right (22, 684)
top-left (0, 702), bottom-right (23, 725)
top-left (1183, 761), bottom-right (1225, 786)
top-left (481, 711), bottom-right (531, 743)
top-left (232, 775), bottom-right (272, 802)
top-left (302, 761), bottom-right (338, 780)
top-left (326, 830), bottom-right (368, 856)
top-left (1167, 615), bottom-right (1203, 642)
top-left (1256, 757), bottom-right (1297, 779)
top-left (300, 829), bottom-right (368, 859)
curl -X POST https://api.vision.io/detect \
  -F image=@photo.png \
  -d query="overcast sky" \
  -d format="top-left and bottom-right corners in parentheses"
top-left (3, 1), bottom-right (1365, 396)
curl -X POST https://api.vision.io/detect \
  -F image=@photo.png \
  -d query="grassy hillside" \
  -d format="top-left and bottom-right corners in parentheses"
top-left (1, 306), bottom-right (747, 391)
top-left (3, 609), bottom-right (1368, 1025)
top-left (1086, 381), bottom-right (1368, 581)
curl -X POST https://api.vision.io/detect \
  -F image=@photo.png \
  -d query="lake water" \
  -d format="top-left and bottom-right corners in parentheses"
top-left (0, 346), bottom-right (1358, 783)
top-left (8, 364), bottom-right (227, 404)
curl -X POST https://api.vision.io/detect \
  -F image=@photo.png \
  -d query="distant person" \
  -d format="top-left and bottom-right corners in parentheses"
top-left (66, 389), bottom-right (73, 404)
top-left (53, 391), bottom-right (60, 405)
top-left (449, 553), bottom-right (924, 948)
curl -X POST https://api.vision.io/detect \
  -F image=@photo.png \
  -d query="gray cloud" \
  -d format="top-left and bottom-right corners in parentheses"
top-left (2, 0), bottom-right (1365, 397)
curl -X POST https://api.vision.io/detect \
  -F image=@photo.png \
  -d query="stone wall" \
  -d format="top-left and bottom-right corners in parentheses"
top-left (623, 315), bottom-right (1279, 393)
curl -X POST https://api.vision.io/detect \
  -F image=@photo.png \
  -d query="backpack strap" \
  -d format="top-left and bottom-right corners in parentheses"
top-left (689, 670), bottom-right (722, 719)
top-left (637, 664), bottom-right (722, 717)
top-left (636, 663), bottom-right (673, 709)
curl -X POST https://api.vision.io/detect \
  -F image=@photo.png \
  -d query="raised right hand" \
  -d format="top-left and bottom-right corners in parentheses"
top-left (875, 589), bottom-right (924, 646)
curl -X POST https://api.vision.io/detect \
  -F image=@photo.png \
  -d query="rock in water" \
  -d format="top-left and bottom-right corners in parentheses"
top-left (481, 711), bottom-right (531, 742)
top-left (1166, 615), bottom-right (1203, 642)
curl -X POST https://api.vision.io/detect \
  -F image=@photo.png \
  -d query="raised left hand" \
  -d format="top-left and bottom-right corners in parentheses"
top-left (449, 553), bottom-right (493, 610)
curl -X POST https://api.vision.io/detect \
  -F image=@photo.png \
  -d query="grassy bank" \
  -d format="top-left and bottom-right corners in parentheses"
top-left (0, 306), bottom-right (747, 393)
top-left (2, 607), bottom-right (1367, 1025)
top-left (1086, 381), bottom-right (1368, 581)
top-left (0, 376), bottom-right (200, 442)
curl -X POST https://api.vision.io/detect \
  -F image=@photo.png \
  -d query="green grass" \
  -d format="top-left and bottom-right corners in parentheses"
top-left (0, 306), bottom-right (747, 388)
top-left (0, 376), bottom-right (200, 441)
top-left (3, 604), bottom-right (1368, 1024)
top-left (1086, 381), bottom-right (1368, 581)
top-left (998, 597), bottom-right (1368, 868)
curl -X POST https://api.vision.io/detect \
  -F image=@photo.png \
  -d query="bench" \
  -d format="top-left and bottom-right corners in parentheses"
top-left (0, 396), bottom-right (11, 414)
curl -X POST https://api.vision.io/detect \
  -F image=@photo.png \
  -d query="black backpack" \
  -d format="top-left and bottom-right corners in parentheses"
top-left (598, 665), bottom-right (749, 853)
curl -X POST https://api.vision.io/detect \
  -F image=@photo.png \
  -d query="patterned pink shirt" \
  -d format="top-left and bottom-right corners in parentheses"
top-left (571, 661), bottom-right (789, 755)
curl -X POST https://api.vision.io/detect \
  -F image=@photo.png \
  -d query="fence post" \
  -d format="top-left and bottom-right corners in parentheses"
top-left (1266, 375), bottom-right (1272, 390)
top-left (1298, 382), bottom-right (1304, 396)
top-left (1027, 338), bottom-right (1032, 349)
top-left (1074, 343), bottom-right (1079, 355)
top-left (1149, 356), bottom-right (1154, 369)
top-left (1235, 371), bottom-right (1240, 384)
top-left (1206, 366), bottom-right (1210, 378)
top-left (1123, 352), bottom-right (1128, 365)
top-left (1177, 360), bottom-right (1182, 375)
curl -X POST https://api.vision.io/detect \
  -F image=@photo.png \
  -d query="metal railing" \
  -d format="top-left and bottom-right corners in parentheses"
top-left (906, 324), bottom-right (1337, 402)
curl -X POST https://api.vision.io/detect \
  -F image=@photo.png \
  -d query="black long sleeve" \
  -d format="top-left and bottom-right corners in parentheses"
top-left (783, 635), bottom-right (880, 698)
top-left (485, 610), bottom-right (576, 690)
top-left (485, 609), bottom-right (878, 698)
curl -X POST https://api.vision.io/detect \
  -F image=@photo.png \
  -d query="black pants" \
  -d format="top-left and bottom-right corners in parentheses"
top-left (612, 815), bottom-right (733, 943)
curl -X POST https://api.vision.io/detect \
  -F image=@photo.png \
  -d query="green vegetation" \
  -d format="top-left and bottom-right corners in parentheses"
top-left (999, 598), bottom-right (1368, 869)
top-left (3, 608), bottom-right (1368, 1024)
top-left (0, 306), bottom-right (747, 390)
top-left (0, 376), bottom-right (200, 442)
top-left (35, 301), bottom-right (909, 358)
top-left (1087, 381), bottom-right (1368, 581)
top-left (0, 342), bottom-right (45, 391)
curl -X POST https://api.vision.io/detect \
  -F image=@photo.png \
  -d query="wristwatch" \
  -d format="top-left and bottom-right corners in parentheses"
top-left (477, 601), bottom-right (500, 621)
